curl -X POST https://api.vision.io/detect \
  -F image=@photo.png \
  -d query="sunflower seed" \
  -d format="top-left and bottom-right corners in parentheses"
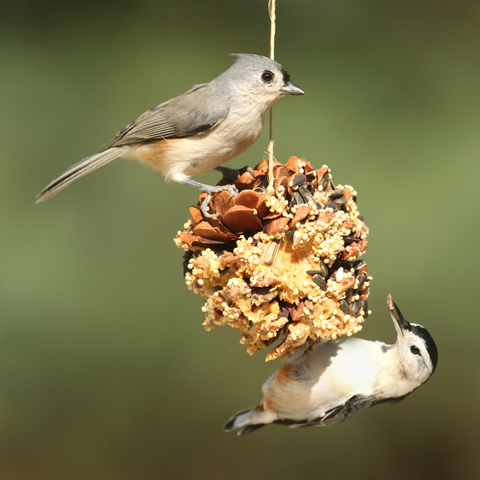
top-left (328, 189), bottom-right (344, 200)
top-left (293, 229), bottom-right (303, 248)
top-left (352, 260), bottom-right (367, 271)
top-left (321, 174), bottom-right (330, 190)
top-left (306, 260), bottom-right (328, 278)
top-left (263, 238), bottom-right (281, 266)
top-left (325, 201), bottom-right (338, 212)
top-left (285, 229), bottom-right (296, 243)
top-left (294, 191), bottom-right (304, 206)
top-left (298, 186), bottom-right (321, 209)
top-left (339, 299), bottom-right (351, 314)
top-left (291, 173), bottom-right (306, 188)
top-left (352, 299), bottom-right (364, 315)
top-left (312, 274), bottom-right (327, 291)
top-left (343, 235), bottom-right (357, 245)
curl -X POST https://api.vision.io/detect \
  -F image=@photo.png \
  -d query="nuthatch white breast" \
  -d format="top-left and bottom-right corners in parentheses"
top-left (224, 295), bottom-right (438, 435)
top-left (36, 53), bottom-right (304, 214)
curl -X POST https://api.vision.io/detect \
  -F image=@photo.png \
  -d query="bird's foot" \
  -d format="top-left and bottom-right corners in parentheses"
top-left (200, 185), bottom-right (238, 218)
top-left (180, 179), bottom-right (238, 218)
top-left (215, 165), bottom-right (255, 182)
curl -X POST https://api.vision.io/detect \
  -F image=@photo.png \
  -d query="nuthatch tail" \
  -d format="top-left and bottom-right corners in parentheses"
top-left (36, 53), bottom-right (304, 215)
top-left (224, 295), bottom-right (438, 435)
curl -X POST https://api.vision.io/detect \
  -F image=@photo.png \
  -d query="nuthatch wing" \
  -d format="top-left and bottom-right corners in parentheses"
top-left (224, 295), bottom-right (438, 435)
top-left (36, 53), bottom-right (304, 214)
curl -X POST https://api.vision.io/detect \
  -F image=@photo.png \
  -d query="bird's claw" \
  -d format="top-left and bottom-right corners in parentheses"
top-left (201, 193), bottom-right (218, 218)
top-left (215, 165), bottom-right (255, 182)
top-left (200, 184), bottom-right (238, 218)
top-left (239, 165), bottom-right (256, 179)
top-left (179, 177), bottom-right (238, 218)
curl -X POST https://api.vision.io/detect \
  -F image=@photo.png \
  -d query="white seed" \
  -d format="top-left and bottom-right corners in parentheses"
top-left (336, 267), bottom-right (344, 282)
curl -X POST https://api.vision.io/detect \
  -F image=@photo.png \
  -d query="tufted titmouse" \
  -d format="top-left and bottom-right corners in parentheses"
top-left (36, 54), bottom-right (304, 209)
top-left (224, 296), bottom-right (438, 435)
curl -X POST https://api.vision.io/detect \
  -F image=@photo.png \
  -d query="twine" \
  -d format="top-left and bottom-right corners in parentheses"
top-left (267, 0), bottom-right (276, 192)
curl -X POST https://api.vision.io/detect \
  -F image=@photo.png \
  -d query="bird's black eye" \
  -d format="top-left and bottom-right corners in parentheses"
top-left (410, 345), bottom-right (421, 355)
top-left (261, 70), bottom-right (274, 83)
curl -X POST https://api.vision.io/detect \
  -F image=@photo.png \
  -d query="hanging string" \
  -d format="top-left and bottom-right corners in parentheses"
top-left (267, 0), bottom-right (276, 192)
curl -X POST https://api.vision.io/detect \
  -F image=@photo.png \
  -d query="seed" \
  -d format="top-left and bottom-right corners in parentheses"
top-left (328, 189), bottom-right (344, 200)
top-left (263, 238), bottom-right (281, 266)
top-left (306, 261), bottom-right (328, 279)
top-left (343, 235), bottom-right (357, 245)
top-left (352, 299), bottom-right (364, 315)
top-left (356, 275), bottom-right (366, 290)
top-left (339, 299), bottom-right (351, 314)
top-left (318, 259), bottom-right (328, 277)
top-left (291, 173), bottom-right (306, 188)
top-left (298, 186), bottom-right (321, 209)
top-left (293, 230), bottom-right (303, 248)
top-left (285, 229), bottom-right (295, 243)
top-left (321, 174), bottom-right (330, 190)
top-left (336, 267), bottom-right (344, 282)
top-left (312, 274), bottom-right (327, 291)
top-left (352, 260), bottom-right (367, 270)
top-left (294, 191), bottom-right (304, 206)
top-left (328, 188), bottom-right (345, 200)
top-left (364, 300), bottom-right (369, 318)
top-left (325, 201), bottom-right (338, 212)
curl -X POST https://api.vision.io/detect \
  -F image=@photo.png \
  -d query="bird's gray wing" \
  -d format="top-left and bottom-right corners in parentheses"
top-left (105, 84), bottom-right (230, 147)
top-left (274, 395), bottom-right (373, 428)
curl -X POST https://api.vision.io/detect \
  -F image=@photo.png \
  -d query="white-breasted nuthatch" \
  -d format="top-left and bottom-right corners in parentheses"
top-left (36, 53), bottom-right (304, 213)
top-left (224, 295), bottom-right (438, 435)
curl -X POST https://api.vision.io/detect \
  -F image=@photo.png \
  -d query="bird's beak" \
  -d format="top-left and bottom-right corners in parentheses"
top-left (387, 294), bottom-right (411, 337)
top-left (280, 81), bottom-right (305, 96)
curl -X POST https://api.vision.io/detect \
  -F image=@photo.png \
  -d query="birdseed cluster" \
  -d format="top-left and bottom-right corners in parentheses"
top-left (174, 157), bottom-right (371, 361)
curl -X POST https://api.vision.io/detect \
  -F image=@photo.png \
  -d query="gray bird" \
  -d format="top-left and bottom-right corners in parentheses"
top-left (36, 54), bottom-right (304, 213)
top-left (224, 295), bottom-right (438, 435)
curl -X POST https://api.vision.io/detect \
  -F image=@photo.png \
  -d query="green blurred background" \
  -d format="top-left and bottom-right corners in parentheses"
top-left (1, 0), bottom-right (479, 478)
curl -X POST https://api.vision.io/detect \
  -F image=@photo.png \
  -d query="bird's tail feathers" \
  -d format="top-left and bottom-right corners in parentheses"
top-left (36, 146), bottom-right (129, 203)
top-left (223, 408), bottom-right (265, 436)
top-left (237, 424), bottom-right (265, 436)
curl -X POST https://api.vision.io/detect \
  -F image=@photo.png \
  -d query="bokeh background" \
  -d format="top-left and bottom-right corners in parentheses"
top-left (1, 0), bottom-right (480, 478)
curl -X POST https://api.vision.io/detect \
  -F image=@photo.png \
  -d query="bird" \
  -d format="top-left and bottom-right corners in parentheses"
top-left (224, 294), bottom-right (438, 435)
top-left (36, 53), bottom-right (305, 214)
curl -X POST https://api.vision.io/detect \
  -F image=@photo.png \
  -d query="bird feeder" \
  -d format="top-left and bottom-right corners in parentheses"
top-left (175, 157), bottom-right (371, 361)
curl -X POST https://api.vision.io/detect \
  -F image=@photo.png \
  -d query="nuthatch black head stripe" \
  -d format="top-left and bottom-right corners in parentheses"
top-left (36, 53), bottom-right (304, 210)
top-left (224, 295), bottom-right (438, 436)
top-left (388, 296), bottom-right (438, 375)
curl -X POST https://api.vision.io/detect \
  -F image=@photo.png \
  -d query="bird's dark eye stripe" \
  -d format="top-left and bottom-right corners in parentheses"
top-left (410, 345), bottom-right (421, 355)
top-left (279, 66), bottom-right (290, 84)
